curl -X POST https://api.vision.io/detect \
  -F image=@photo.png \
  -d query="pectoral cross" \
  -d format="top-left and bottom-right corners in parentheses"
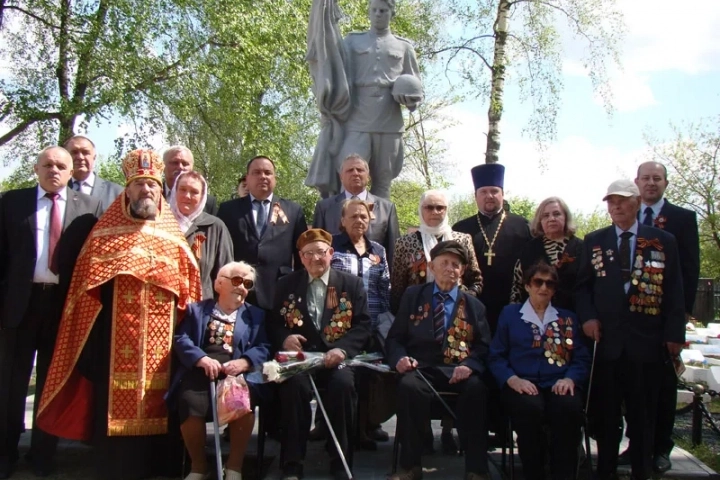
top-left (484, 249), bottom-right (496, 266)
top-left (120, 344), bottom-right (134, 359)
top-left (153, 345), bottom-right (165, 358)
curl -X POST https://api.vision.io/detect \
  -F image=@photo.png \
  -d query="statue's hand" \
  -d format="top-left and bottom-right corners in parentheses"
top-left (393, 94), bottom-right (421, 111)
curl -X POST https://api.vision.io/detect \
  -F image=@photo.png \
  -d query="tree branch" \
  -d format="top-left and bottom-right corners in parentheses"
top-left (429, 36), bottom-right (495, 72)
top-left (2, 5), bottom-right (86, 33)
top-left (0, 112), bottom-right (62, 146)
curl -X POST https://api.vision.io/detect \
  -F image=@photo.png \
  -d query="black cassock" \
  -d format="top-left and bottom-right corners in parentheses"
top-left (453, 211), bottom-right (531, 332)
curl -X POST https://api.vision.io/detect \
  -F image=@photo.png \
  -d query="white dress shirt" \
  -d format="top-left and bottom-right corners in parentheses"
top-left (249, 193), bottom-right (274, 225)
top-left (34, 186), bottom-right (68, 284)
top-left (72, 172), bottom-right (96, 195)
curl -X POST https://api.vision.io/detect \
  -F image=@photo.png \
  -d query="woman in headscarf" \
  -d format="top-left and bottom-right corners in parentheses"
top-left (390, 189), bottom-right (483, 454)
top-left (391, 189), bottom-right (483, 314)
top-left (169, 171), bottom-right (234, 300)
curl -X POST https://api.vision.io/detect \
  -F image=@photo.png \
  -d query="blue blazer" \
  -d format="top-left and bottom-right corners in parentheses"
top-left (166, 299), bottom-right (271, 405)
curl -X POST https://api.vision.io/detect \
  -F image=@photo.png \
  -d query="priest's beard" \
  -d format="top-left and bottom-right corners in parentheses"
top-left (130, 197), bottom-right (159, 219)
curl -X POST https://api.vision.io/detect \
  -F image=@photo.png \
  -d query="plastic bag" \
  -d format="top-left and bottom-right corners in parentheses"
top-left (216, 375), bottom-right (251, 426)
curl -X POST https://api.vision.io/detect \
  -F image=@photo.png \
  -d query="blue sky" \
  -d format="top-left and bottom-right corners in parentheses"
top-left (2, 0), bottom-right (719, 215)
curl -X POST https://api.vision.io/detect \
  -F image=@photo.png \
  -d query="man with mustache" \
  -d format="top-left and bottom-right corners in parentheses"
top-left (64, 135), bottom-right (123, 212)
top-left (0, 146), bottom-right (101, 478)
top-left (162, 146), bottom-right (218, 215)
top-left (35, 149), bottom-right (202, 480)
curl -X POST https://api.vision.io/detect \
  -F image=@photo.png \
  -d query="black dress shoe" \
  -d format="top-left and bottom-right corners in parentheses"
top-left (370, 426), bottom-right (389, 442)
top-left (441, 430), bottom-right (458, 454)
top-left (653, 453), bottom-right (672, 473)
top-left (617, 447), bottom-right (631, 466)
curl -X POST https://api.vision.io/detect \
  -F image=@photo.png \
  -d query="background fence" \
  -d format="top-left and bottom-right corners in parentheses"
top-left (694, 279), bottom-right (720, 323)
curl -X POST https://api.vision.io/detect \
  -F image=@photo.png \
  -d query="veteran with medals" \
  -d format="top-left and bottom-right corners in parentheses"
top-left (576, 180), bottom-right (685, 480)
top-left (386, 240), bottom-right (492, 480)
top-left (453, 164), bottom-right (531, 334)
top-left (36, 150), bottom-right (202, 480)
top-left (267, 229), bottom-right (371, 480)
top-left (489, 261), bottom-right (590, 480)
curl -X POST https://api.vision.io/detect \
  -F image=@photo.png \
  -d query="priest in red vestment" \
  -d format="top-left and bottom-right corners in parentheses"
top-left (36, 149), bottom-right (202, 480)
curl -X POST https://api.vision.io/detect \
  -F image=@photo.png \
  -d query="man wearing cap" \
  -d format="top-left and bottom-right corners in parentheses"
top-left (36, 149), bottom-right (202, 480)
top-left (267, 228), bottom-right (370, 480)
top-left (453, 163), bottom-right (531, 333)
top-left (64, 135), bottom-right (123, 212)
top-left (386, 240), bottom-right (491, 480)
top-left (575, 179), bottom-right (685, 480)
top-left (0, 146), bottom-right (101, 478)
top-left (612, 161), bottom-right (701, 473)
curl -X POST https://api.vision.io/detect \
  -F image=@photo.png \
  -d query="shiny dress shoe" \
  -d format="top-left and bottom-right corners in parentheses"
top-left (617, 447), bottom-right (631, 466)
top-left (653, 453), bottom-right (672, 474)
top-left (388, 466), bottom-right (423, 480)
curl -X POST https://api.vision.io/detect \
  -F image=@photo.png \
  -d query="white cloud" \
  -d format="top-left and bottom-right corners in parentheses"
top-left (438, 107), bottom-right (643, 214)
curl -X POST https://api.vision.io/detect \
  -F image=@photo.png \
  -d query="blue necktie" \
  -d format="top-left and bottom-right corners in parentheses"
top-left (642, 207), bottom-right (653, 226)
top-left (433, 292), bottom-right (449, 344)
top-left (254, 199), bottom-right (268, 234)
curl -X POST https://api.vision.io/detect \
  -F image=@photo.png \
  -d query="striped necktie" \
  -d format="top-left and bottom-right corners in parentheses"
top-left (433, 292), bottom-right (449, 344)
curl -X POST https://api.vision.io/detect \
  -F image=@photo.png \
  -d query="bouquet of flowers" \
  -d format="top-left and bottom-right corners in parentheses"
top-left (259, 351), bottom-right (391, 383)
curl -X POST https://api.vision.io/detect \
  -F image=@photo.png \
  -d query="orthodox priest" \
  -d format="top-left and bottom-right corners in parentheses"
top-left (36, 150), bottom-right (202, 480)
top-left (453, 164), bottom-right (531, 333)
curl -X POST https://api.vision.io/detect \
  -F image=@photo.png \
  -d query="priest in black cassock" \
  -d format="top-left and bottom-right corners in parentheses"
top-left (453, 164), bottom-right (531, 333)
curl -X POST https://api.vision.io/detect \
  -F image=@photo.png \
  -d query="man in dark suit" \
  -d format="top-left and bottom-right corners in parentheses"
top-left (64, 135), bottom-right (123, 212)
top-left (612, 162), bottom-right (702, 472)
top-left (312, 154), bottom-right (399, 269)
top-left (576, 179), bottom-right (686, 480)
top-left (217, 155), bottom-right (308, 311)
top-left (267, 229), bottom-right (370, 480)
top-left (0, 146), bottom-right (102, 478)
top-left (386, 240), bottom-right (491, 480)
top-left (162, 146), bottom-right (218, 215)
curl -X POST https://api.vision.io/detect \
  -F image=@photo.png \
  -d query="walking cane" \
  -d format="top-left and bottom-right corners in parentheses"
top-left (209, 380), bottom-right (224, 480)
top-left (411, 359), bottom-right (457, 421)
top-left (309, 374), bottom-right (354, 480)
top-left (582, 341), bottom-right (598, 476)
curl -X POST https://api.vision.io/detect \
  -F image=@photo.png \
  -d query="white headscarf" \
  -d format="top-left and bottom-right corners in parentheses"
top-left (169, 171), bottom-right (208, 233)
top-left (418, 189), bottom-right (454, 282)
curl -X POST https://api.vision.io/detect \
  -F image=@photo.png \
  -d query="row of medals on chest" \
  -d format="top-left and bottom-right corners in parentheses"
top-left (630, 251), bottom-right (666, 313)
top-left (530, 320), bottom-right (573, 367)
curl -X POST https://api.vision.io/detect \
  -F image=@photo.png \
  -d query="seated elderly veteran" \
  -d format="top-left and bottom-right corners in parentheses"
top-left (386, 240), bottom-right (492, 480)
top-left (267, 228), bottom-right (371, 480)
top-left (489, 261), bottom-right (590, 480)
top-left (166, 261), bottom-right (271, 480)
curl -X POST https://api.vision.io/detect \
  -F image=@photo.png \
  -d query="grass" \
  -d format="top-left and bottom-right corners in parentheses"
top-left (675, 436), bottom-right (720, 473)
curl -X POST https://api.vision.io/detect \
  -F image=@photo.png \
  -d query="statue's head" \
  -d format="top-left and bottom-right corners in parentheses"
top-left (369, 0), bottom-right (395, 30)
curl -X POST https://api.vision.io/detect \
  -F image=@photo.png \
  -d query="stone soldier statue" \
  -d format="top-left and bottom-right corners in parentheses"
top-left (305, 0), bottom-right (423, 199)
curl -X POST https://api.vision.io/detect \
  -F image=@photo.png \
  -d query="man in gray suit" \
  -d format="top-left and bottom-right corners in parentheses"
top-left (64, 135), bottom-right (123, 212)
top-left (162, 146), bottom-right (218, 215)
top-left (312, 154), bottom-right (400, 269)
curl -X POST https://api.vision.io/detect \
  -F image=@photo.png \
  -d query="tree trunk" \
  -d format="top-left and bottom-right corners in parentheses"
top-left (485, 0), bottom-right (510, 164)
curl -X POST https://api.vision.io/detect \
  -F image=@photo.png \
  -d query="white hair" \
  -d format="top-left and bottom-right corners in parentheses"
top-left (162, 145), bottom-right (194, 164)
top-left (217, 261), bottom-right (256, 282)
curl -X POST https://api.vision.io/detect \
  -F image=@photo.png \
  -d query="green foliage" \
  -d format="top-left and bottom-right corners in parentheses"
top-left (646, 116), bottom-right (720, 279)
top-left (96, 155), bottom-right (125, 187)
top-left (573, 209), bottom-right (610, 239)
top-left (505, 195), bottom-right (537, 220)
top-left (390, 180), bottom-right (426, 233)
top-left (448, 193), bottom-right (477, 226)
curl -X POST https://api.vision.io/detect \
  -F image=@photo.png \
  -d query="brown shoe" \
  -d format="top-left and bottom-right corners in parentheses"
top-left (388, 466), bottom-right (423, 480)
top-left (465, 473), bottom-right (490, 480)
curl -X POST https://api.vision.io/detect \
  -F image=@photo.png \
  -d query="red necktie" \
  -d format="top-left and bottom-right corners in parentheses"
top-left (46, 192), bottom-right (61, 275)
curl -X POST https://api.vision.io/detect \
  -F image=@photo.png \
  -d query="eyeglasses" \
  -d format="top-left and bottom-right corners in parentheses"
top-left (422, 205), bottom-right (447, 212)
top-left (301, 249), bottom-right (330, 259)
top-left (530, 278), bottom-right (558, 289)
top-left (221, 275), bottom-right (254, 289)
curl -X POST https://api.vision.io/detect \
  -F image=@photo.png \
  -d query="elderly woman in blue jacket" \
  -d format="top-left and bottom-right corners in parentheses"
top-left (167, 261), bottom-right (271, 480)
top-left (489, 261), bottom-right (590, 480)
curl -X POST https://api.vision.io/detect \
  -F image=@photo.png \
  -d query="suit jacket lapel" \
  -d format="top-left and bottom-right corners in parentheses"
top-left (63, 188), bottom-right (78, 231)
top-left (602, 228), bottom-right (627, 296)
top-left (234, 306), bottom-right (251, 352)
top-left (241, 197), bottom-right (259, 240)
top-left (26, 187), bottom-right (39, 243)
top-left (261, 199), bottom-right (277, 241)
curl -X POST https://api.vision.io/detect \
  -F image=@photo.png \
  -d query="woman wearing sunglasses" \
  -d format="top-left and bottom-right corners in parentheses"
top-left (167, 261), bottom-right (271, 480)
top-left (509, 196), bottom-right (584, 311)
top-left (391, 190), bottom-right (483, 316)
top-left (489, 261), bottom-right (591, 480)
top-left (169, 171), bottom-right (234, 299)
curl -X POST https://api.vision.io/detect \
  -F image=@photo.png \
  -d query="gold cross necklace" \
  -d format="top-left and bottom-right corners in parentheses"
top-left (475, 210), bottom-right (506, 266)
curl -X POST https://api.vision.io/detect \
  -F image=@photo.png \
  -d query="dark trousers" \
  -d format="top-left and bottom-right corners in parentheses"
top-left (625, 359), bottom-right (676, 456)
top-left (279, 366), bottom-right (356, 470)
top-left (504, 385), bottom-right (584, 480)
top-left (396, 367), bottom-right (488, 474)
top-left (0, 286), bottom-right (60, 463)
top-left (593, 353), bottom-right (662, 480)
